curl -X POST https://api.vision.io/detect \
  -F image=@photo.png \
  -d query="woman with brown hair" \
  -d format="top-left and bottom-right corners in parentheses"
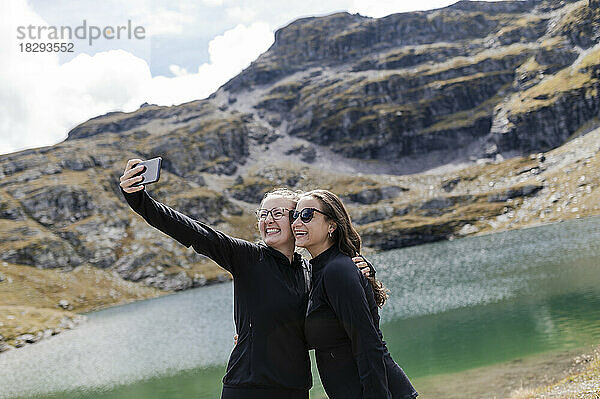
top-left (292, 189), bottom-right (417, 399)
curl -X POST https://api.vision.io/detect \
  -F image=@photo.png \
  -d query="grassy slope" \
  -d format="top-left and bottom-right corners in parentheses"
top-left (509, 346), bottom-right (600, 399)
top-left (0, 262), bottom-right (163, 347)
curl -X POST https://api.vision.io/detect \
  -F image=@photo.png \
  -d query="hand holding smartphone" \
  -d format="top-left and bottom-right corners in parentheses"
top-left (119, 157), bottom-right (162, 193)
top-left (132, 157), bottom-right (162, 187)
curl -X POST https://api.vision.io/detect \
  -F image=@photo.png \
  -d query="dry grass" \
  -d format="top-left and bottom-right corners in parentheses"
top-left (0, 262), bottom-right (164, 346)
top-left (508, 348), bottom-right (600, 399)
top-left (507, 46), bottom-right (600, 115)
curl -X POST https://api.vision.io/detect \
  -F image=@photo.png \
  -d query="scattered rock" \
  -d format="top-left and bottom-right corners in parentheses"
top-left (61, 157), bottom-right (94, 171)
top-left (1, 239), bottom-right (83, 269)
top-left (16, 334), bottom-right (40, 344)
top-left (115, 252), bottom-right (157, 279)
top-left (173, 193), bottom-right (242, 224)
top-left (230, 179), bottom-right (272, 203)
top-left (421, 197), bottom-right (455, 210)
top-left (487, 184), bottom-right (543, 202)
top-left (193, 273), bottom-right (208, 287)
top-left (344, 186), bottom-right (408, 205)
top-left (285, 144), bottom-right (317, 163)
top-left (352, 205), bottom-right (409, 225)
top-left (57, 315), bottom-right (85, 330)
top-left (420, 195), bottom-right (473, 216)
top-left (144, 271), bottom-right (193, 291)
top-left (484, 144), bottom-right (498, 157)
top-left (248, 126), bottom-right (280, 145)
top-left (0, 199), bottom-right (26, 220)
top-left (58, 299), bottom-right (72, 310)
top-left (129, 266), bottom-right (158, 282)
top-left (0, 342), bottom-right (12, 352)
top-left (458, 223), bottom-right (479, 236)
top-left (441, 177), bottom-right (461, 192)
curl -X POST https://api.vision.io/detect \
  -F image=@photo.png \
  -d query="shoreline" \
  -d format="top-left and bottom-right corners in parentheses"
top-left (0, 263), bottom-right (230, 351)
top-left (308, 346), bottom-right (600, 399)
top-left (414, 345), bottom-right (600, 399)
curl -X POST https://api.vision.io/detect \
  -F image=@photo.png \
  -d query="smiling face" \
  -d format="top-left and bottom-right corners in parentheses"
top-left (258, 195), bottom-right (296, 254)
top-left (292, 196), bottom-right (336, 258)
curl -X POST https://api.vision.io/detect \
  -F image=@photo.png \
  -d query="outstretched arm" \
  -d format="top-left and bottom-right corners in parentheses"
top-left (119, 159), bottom-right (257, 275)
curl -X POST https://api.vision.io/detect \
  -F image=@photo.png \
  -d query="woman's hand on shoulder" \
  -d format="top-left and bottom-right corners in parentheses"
top-left (352, 255), bottom-right (373, 277)
top-left (119, 159), bottom-right (146, 193)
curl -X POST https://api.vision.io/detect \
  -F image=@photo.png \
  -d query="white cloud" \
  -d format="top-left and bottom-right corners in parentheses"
top-left (55, 50), bottom-right (152, 112)
top-left (205, 22), bottom-right (272, 77)
top-left (144, 22), bottom-right (274, 105)
top-left (169, 64), bottom-right (189, 76)
top-left (1, 0), bottom-right (63, 155)
top-left (0, 3), bottom-right (274, 155)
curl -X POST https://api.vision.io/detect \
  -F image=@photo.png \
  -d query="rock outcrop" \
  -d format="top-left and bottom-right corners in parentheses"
top-left (217, 0), bottom-right (600, 172)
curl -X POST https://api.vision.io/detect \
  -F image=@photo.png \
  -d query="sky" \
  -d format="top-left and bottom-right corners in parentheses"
top-left (0, 0), bottom-right (506, 155)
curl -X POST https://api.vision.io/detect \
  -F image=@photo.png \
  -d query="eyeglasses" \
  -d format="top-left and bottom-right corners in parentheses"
top-left (292, 207), bottom-right (333, 223)
top-left (255, 207), bottom-right (293, 221)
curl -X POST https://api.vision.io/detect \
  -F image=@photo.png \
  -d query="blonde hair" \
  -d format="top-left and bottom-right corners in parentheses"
top-left (261, 187), bottom-right (303, 208)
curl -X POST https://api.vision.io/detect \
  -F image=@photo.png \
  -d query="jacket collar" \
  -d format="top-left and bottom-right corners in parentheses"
top-left (309, 244), bottom-right (339, 274)
top-left (261, 243), bottom-right (302, 267)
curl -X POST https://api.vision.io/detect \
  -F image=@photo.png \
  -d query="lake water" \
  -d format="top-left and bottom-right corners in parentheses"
top-left (1, 217), bottom-right (600, 399)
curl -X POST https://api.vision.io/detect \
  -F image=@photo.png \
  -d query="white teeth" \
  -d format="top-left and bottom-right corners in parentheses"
top-left (266, 228), bottom-right (280, 234)
top-left (295, 231), bottom-right (307, 237)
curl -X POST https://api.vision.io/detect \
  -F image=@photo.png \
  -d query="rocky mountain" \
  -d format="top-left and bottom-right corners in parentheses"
top-left (1, 0), bottom-right (600, 348)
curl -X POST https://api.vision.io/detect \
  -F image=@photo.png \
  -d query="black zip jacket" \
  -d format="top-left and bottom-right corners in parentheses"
top-left (122, 189), bottom-right (311, 393)
top-left (305, 245), bottom-right (417, 399)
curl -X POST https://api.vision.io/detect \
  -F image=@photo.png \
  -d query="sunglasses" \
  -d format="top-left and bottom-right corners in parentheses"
top-left (255, 207), bottom-right (293, 221)
top-left (292, 207), bottom-right (333, 223)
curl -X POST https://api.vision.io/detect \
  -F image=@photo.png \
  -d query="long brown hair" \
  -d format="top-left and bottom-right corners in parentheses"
top-left (303, 189), bottom-right (389, 307)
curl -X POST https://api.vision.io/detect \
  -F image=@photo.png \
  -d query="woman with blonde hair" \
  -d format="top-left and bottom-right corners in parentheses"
top-left (292, 189), bottom-right (417, 399)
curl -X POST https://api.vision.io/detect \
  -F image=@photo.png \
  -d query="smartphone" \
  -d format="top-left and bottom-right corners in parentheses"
top-left (132, 157), bottom-right (162, 187)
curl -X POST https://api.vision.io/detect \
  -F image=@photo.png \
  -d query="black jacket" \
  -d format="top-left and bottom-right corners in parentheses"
top-left (122, 189), bottom-right (311, 392)
top-left (305, 245), bottom-right (417, 399)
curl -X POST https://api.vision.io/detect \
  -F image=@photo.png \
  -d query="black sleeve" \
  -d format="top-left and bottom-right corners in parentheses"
top-left (323, 259), bottom-right (391, 399)
top-left (122, 189), bottom-right (257, 275)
